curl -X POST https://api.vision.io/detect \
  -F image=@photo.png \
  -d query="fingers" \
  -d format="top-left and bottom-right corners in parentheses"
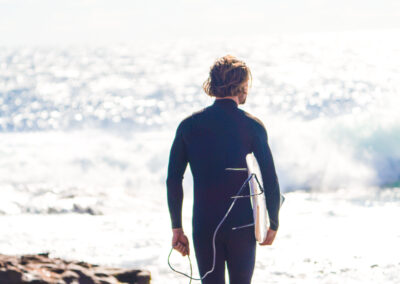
top-left (173, 241), bottom-right (190, 256)
top-left (180, 242), bottom-right (189, 256)
top-left (260, 229), bottom-right (277, 246)
top-left (171, 230), bottom-right (190, 256)
top-left (181, 235), bottom-right (189, 246)
top-left (259, 239), bottom-right (270, 246)
top-left (173, 242), bottom-right (184, 255)
top-left (262, 236), bottom-right (273, 246)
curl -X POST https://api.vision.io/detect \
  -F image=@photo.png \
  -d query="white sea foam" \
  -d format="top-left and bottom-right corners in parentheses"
top-left (1, 30), bottom-right (400, 197)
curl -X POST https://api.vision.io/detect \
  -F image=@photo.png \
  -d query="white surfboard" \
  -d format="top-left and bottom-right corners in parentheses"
top-left (246, 153), bottom-right (269, 243)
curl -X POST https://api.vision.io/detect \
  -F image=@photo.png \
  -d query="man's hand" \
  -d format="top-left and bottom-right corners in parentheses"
top-left (172, 228), bottom-right (190, 256)
top-left (260, 228), bottom-right (277, 246)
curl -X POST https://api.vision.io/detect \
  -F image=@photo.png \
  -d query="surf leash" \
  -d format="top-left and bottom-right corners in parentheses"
top-left (167, 172), bottom-right (261, 282)
top-left (167, 247), bottom-right (195, 284)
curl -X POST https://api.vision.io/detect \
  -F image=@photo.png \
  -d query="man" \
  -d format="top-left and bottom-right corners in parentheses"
top-left (167, 55), bottom-right (281, 284)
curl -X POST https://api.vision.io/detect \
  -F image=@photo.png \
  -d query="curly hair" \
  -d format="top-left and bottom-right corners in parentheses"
top-left (203, 55), bottom-right (252, 98)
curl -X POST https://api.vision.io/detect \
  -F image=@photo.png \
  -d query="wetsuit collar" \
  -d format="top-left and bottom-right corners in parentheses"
top-left (213, 99), bottom-right (238, 108)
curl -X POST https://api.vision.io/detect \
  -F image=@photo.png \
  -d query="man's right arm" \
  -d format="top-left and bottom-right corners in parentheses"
top-left (166, 122), bottom-right (188, 229)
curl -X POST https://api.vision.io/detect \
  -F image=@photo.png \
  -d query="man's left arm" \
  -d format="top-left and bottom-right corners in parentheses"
top-left (252, 124), bottom-right (281, 245)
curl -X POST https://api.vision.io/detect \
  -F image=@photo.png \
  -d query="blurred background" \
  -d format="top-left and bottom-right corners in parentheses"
top-left (1, 0), bottom-right (400, 283)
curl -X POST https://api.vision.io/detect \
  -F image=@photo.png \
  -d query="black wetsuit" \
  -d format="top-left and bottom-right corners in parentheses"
top-left (167, 99), bottom-right (281, 284)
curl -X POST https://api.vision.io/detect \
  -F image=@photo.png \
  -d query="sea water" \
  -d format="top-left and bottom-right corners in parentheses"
top-left (1, 30), bottom-right (400, 283)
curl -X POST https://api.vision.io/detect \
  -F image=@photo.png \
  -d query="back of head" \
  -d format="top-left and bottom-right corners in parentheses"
top-left (203, 55), bottom-right (252, 98)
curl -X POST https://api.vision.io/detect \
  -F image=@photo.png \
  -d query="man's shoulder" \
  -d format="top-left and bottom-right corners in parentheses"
top-left (176, 107), bottom-right (209, 131)
top-left (183, 106), bottom-right (208, 120)
top-left (191, 106), bottom-right (210, 118)
top-left (241, 109), bottom-right (267, 131)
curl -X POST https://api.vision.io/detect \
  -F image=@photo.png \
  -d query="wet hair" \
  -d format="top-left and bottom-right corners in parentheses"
top-left (203, 55), bottom-right (252, 98)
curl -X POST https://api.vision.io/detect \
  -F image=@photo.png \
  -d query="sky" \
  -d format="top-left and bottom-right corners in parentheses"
top-left (0, 0), bottom-right (400, 46)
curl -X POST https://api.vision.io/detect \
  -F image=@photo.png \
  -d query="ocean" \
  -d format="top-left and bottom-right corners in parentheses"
top-left (1, 30), bottom-right (399, 283)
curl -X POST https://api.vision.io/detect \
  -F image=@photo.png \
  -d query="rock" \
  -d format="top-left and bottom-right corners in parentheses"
top-left (0, 253), bottom-right (151, 284)
top-left (24, 279), bottom-right (49, 284)
top-left (113, 269), bottom-right (142, 283)
top-left (72, 204), bottom-right (102, 215)
top-left (0, 267), bottom-right (23, 284)
top-left (136, 271), bottom-right (151, 284)
top-left (69, 269), bottom-right (99, 284)
top-left (61, 270), bottom-right (80, 283)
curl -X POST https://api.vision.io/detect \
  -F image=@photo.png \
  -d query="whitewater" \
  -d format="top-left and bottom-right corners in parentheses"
top-left (1, 30), bottom-right (400, 283)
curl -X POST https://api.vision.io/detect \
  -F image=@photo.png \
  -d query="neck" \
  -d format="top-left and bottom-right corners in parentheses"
top-left (215, 96), bottom-right (239, 105)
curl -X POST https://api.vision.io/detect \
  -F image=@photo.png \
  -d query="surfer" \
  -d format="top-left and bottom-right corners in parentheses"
top-left (167, 55), bottom-right (281, 284)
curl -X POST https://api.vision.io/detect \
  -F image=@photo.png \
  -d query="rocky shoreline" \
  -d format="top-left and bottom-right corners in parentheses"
top-left (0, 253), bottom-right (151, 284)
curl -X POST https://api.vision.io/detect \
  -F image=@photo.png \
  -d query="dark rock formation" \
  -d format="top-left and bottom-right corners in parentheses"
top-left (0, 253), bottom-right (151, 284)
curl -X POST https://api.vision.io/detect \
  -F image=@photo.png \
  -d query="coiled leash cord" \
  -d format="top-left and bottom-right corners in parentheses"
top-left (167, 247), bottom-right (194, 284)
top-left (168, 172), bottom-right (264, 282)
